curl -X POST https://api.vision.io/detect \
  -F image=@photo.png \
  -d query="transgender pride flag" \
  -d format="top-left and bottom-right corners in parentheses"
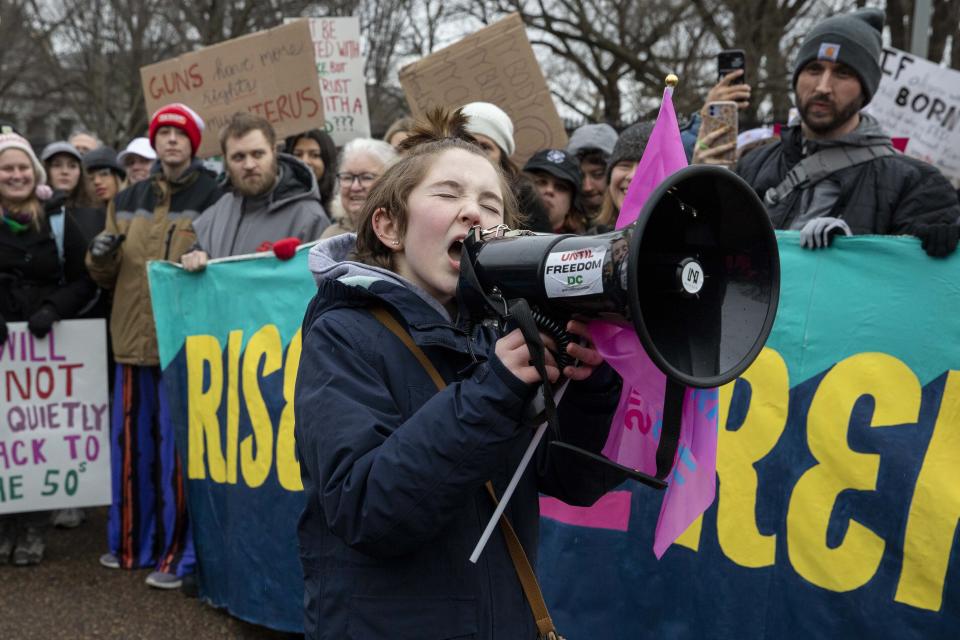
top-left (596, 86), bottom-right (720, 558)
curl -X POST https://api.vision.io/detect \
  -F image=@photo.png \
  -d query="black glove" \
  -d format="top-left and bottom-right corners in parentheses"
top-left (89, 233), bottom-right (126, 259)
top-left (0, 312), bottom-right (7, 346)
top-left (914, 222), bottom-right (960, 258)
top-left (27, 305), bottom-right (60, 338)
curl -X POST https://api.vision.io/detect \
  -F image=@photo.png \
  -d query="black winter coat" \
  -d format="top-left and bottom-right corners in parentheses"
top-left (0, 208), bottom-right (96, 322)
top-left (736, 116), bottom-right (960, 233)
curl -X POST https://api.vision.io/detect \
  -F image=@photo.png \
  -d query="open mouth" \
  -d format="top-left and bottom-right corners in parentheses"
top-left (447, 239), bottom-right (464, 265)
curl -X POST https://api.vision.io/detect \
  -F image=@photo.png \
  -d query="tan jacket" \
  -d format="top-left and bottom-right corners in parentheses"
top-left (86, 162), bottom-right (221, 365)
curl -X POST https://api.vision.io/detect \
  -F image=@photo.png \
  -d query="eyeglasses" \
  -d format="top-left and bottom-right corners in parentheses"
top-left (337, 172), bottom-right (379, 187)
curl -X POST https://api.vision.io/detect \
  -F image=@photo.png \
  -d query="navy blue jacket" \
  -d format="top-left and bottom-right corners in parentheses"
top-left (295, 237), bottom-right (623, 639)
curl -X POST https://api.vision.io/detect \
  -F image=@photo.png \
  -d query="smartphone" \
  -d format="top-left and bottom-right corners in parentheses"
top-left (698, 101), bottom-right (739, 167)
top-left (718, 49), bottom-right (746, 83)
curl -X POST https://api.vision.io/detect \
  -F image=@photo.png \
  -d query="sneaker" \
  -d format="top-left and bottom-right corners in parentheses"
top-left (52, 508), bottom-right (86, 528)
top-left (99, 552), bottom-right (121, 569)
top-left (145, 571), bottom-right (182, 590)
top-left (11, 527), bottom-right (45, 566)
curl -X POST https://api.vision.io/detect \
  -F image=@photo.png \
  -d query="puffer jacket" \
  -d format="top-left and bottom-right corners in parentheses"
top-left (295, 234), bottom-right (624, 640)
top-left (85, 159), bottom-right (221, 365)
top-left (192, 153), bottom-right (330, 257)
top-left (0, 209), bottom-right (96, 322)
top-left (736, 114), bottom-right (960, 233)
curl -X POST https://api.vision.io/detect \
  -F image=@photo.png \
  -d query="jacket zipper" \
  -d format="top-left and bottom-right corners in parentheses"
top-left (163, 223), bottom-right (177, 260)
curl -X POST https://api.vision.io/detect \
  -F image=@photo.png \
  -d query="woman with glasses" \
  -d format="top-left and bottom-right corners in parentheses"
top-left (321, 138), bottom-right (397, 239)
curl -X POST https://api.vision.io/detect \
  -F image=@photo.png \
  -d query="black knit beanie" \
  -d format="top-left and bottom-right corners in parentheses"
top-left (792, 8), bottom-right (884, 105)
top-left (606, 121), bottom-right (655, 179)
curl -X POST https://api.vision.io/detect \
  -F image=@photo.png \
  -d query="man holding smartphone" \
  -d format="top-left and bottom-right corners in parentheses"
top-left (735, 8), bottom-right (960, 256)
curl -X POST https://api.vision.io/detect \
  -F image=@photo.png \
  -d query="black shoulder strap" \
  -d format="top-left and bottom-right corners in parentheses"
top-left (765, 143), bottom-right (894, 206)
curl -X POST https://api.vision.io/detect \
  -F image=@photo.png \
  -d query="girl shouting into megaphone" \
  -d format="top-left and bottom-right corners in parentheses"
top-left (295, 108), bottom-right (624, 640)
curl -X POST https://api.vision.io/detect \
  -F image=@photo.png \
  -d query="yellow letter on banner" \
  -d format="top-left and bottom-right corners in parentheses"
top-left (225, 330), bottom-right (243, 484)
top-left (787, 353), bottom-right (921, 592)
top-left (716, 347), bottom-right (789, 568)
top-left (276, 329), bottom-right (304, 491)
top-left (241, 325), bottom-right (281, 488)
top-left (185, 335), bottom-right (227, 482)
top-left (895, 370), bottom-right (960, 611)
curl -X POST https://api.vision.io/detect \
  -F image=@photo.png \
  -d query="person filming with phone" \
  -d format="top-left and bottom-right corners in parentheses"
top-left (690, 50), bottom-right (752, 167)
top-left (735, 8), bottom-right (960, 255)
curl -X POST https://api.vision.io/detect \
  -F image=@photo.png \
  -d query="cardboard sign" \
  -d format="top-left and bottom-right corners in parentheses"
top-left (0, 320), bottom-right (110, 514)
top-left (297, 17), bottom-right (371, 145)
top-left (866, 47), bottom-right (960, 187)
top-left (140, 21), bottom-right (325, 158)
top-left (399, 13), bottom-right (567, 163)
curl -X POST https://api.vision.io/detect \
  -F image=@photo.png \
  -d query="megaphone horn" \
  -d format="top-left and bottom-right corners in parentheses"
top-left (462, 164), bottom-right (780, 389)
top-left (459, 165), bottom-right (779, 488)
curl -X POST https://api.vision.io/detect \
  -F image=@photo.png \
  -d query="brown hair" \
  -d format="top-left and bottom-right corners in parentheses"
top-left (353, 107), bottom-right (520, 271)
top-left (43, 155), bottom-right (95, 209)
top-left (383, 116), bottom-right (416, 146)
top-left (218, 112), bottom-right (277, 154)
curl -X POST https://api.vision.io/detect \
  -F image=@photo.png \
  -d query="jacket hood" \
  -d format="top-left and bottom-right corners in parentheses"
top-left (268, 153), bottom-right (320, 213)
top-left (308, 233), bottom-right (452, 322)
top-left (785, 112), bottom-right (891, 153)
top-left (219, 153), bottom-right (320, 214)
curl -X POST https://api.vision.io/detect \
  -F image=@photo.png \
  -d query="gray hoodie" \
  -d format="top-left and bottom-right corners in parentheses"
top-left (308, 233), bottom-right (452, 321)
top-left (193, 153), bottom-right (330, 257)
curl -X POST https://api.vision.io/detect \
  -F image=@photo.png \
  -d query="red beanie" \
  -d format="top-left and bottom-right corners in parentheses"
top-left (149, 103), bottom-right (204, 156)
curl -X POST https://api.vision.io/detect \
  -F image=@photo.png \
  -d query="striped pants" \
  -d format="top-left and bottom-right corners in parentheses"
top-left (106, 364), bottom-right (195, 576)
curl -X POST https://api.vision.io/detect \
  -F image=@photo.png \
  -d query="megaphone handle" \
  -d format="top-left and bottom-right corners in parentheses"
top-left (656, 379), bottom-right (686, 479)
top-left (469, 380), bottom-right (570, 564)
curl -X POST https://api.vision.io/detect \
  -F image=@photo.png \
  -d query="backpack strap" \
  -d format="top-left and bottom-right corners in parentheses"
top-left (369, 306), bottom-right (563, 640)
top-left (764, 143), bottom-right (894, 207)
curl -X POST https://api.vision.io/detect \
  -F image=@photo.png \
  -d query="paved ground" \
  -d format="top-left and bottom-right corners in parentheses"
top-left (0, 507), bottom-right (303, 639)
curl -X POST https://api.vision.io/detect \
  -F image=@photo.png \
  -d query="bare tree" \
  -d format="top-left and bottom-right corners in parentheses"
top-left (888, 0), bottom-right (960, 68)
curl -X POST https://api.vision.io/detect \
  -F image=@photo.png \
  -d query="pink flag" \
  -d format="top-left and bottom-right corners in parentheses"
top-left (593, 87), bottom-right (719, 558)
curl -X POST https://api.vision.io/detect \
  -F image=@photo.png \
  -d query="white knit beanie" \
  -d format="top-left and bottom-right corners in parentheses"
top-left (462, 102), bottom-right (516, 157)
top-left (0, 133), bottom-right (47, 185)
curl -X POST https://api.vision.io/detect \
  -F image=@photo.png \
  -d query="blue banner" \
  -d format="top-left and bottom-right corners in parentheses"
top-left (148, 235), bottom-right (960, 636)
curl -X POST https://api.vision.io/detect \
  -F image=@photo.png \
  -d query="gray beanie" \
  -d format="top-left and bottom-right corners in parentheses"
top-left (792, 8), bottom-right (884, 105)
top-left (606, 122), bottom-right (655, 178)
top-left (567, 123), bottom-right (618, 158)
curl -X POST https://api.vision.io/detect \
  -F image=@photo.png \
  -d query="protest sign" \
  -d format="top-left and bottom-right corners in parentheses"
top-left (294, 17), bottom-right (371, 144)
top-left (140, 21), bottom-right (324, 158)
top-left (399, 13), bottom-right (567, 163)
top-left (0, 320), bottom-right (110, 514)
top-left (867, 47), bottom-right (960, 187)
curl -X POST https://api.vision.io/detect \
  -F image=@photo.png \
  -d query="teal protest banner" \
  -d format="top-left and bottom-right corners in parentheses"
top-left (539, 234), bottom-right (960, 639)
top-left (149, 249), bottom-right (315, 632)
top-left (149, 235), bottom-right (959, 636)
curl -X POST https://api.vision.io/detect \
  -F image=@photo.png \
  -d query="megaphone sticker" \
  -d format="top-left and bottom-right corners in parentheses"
top-left (544, 246), bottom-right (607, 298)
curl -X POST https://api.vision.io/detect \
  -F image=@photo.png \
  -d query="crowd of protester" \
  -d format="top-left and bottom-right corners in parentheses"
top-left (0, 7), bottom-right (958, 637)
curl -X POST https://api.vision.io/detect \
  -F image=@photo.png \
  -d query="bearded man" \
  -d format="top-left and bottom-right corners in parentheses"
top-left (735, 8), bottom-right (960, 256)
top-left (182, 113), bottom-right (330, 270)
